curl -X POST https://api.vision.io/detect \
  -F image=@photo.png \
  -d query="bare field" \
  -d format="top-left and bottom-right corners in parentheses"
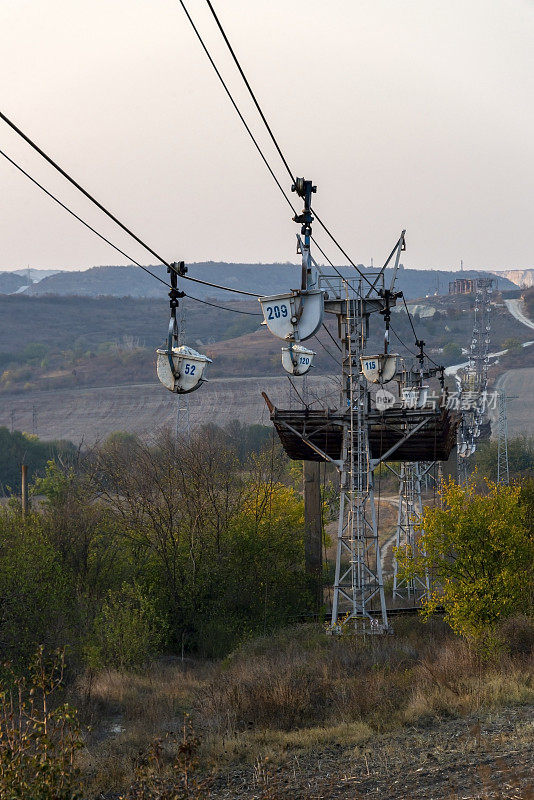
top-left (0, 375), bottom-right (340, 444)
top-left (3, 365), bottom-right (533, 445)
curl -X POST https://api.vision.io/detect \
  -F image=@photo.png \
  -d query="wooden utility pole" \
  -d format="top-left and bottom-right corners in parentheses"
top-left (21, 464), bottom-right (28, 516)
top-left (303, 460), bottom-right (322, 611)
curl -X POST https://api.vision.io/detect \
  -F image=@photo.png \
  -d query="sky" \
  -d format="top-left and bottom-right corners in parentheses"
top-left (1, 0), bottom-right (533, 272)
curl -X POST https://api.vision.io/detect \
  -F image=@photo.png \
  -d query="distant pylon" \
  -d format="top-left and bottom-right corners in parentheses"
top-left (496, 388), bottom-right (509, 485)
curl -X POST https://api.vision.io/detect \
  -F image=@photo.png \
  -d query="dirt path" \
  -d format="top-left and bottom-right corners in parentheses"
top-left (504, 298), bottom-right (534, 332)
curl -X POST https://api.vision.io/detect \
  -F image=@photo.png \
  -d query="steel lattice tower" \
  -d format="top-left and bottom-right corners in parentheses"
top-left (470, 280), bottom-right (493, 391)
top-left (496, 387), bottom-right (510, 485)
top-left (391, 341), bottom-right (442, 599)
top-left (457, 449), bottom-right (469, 485)
top-left (331, 280), bottom-right (389, 632)
top-left (456, 278), bottom-right (494, 482)
top-left (392, 462), bottom-right (430, 600)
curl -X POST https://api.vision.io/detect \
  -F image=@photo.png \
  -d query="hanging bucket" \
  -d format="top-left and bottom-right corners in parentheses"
top-left (281, 344), bottom-right (315, 376)
top-left (361, 354), bottom-right (398, 384)
top-left (259, 289), bottom-right (324, 341)
top-left (458, 441), bottom-right (468, 456)
top-left (401, 385), bottom-right (429, 409)
top-left (156, 345), bottom-right (212, 393)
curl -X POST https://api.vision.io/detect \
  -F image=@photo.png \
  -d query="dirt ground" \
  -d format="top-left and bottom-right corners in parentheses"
top-left (211, 705), bottom-right (533, 800)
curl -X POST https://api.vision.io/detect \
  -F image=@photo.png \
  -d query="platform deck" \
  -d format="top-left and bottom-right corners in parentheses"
top-left (262, 394), bottom-right (460, 463)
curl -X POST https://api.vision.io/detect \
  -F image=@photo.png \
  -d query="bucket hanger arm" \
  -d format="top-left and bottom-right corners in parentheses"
top-left (167, 262), bottom-right (186, 377)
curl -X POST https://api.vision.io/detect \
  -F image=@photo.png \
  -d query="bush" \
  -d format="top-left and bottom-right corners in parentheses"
top-left (198, 626), bottom-right (423, 733)
top-left (497, 615), bottom-right (534, 656)
top-left (0, 430), bottom-right (76, 494)
top-left (398, 480), bottom-right (534, 639)
top-left (0, 648), bottom-right (82, 800)
top-left (0, 512), bottom-right (76, 668)
top-left (473, 436), bottom-right (534, 481)
top-left (502, 337), bottom-right (522, 351)
top-left (89, 583), bottom-right (168, 671)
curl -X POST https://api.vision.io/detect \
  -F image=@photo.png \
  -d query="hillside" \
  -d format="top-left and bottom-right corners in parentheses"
top-left (0, 293), bottom-right (259, 354)
top-left (0, 272), bottom-right (26, 294)
top-left (1, 290), bottom-right (534, 444)
top-left (16, 262), bottom-right (516, 300)
top-left (491, 268), bottom-right (534, 288)
top-left (0, 289), bottom-right (532, 401)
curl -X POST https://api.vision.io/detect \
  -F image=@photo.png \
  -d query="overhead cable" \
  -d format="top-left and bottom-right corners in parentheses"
top-left (183, 273), bottom-right (257, 296)
top-left (0, 109), bottom-right (262, 298)
top-left (314, 337), bottom-right (342, 367)
top-left (0, 109), bottom-right (173, 269)
top-left (389, 324), bottom-right (417, 357)
top-left (177, 0), bottom-right (359, 290)
top-left (400, 295), bottom-right (442, 368)
top-left (0, 146), bottom-right (262, 317)
top-left (0, 147), bottom-right (169, 288)
top-left (321, 323), bottom-right (342, 352)
top-left (185, 294), bottom-right (261, 315)
top-left (312, 210), bottom-right (376, 292)
top-left (203, 0), bottom-right (295, 186)
top-left (176, 0), bottom-right (351, 287)
top-left (176, 0), bottom-right (297, 217)
top-left (402, 294), bottom-right (418, 340)
top-left (192, 1), bottom-right (376, 291)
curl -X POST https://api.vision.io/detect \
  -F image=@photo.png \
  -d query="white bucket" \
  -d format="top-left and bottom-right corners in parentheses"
top-left (361, 354), bottom-right (398, 384)
top-left (259, 289), bottom-right (324, 341)
top-left (281, 344), bottom-right (315, 375)
top-left (401, 386), bottom-right (429, 409)
top-left (156, 345), bottom-right (212, 393)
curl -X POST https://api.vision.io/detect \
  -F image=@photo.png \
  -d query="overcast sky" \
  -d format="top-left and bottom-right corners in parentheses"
top-left (1, 0), bottom-right (533, 272)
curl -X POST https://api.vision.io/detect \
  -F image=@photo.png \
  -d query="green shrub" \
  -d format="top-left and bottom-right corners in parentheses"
top-left (0, 512), bottom-right (75, 667)
top-left (89, 583), bottom-right (168, 670)
top-left (0, 648), bottom-right (82, 800)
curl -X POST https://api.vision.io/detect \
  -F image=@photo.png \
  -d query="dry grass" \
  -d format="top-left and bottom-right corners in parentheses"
top-left (72, 617), bottom-right (534, 797)
top-left (407, 639), bottom-right (534, 721)
top-left (81, 659), bottom-right (204, 725)
top-left (207, 721), bottom-right (373, 766)
top-left (76, 659), bottom-right (205, 795)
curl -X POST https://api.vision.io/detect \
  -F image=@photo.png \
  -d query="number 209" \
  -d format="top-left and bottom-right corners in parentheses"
top-left (266, 304), bottom-right (288, 320)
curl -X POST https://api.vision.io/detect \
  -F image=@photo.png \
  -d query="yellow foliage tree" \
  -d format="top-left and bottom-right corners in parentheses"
top-left (398, 480), bottom-right (534, 638)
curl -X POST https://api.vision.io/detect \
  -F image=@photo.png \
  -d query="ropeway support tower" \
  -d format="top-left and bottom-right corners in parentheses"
top-left (456, 277), bottom-right (494, 482)
top-left (391, 461), bottom-right (430, 600)
top-left (496, 387), bottom-right (510, 485)
top-left (391, 344), bottom-right (442, 601)
top-left (330, 279), bottom-right (392, 632)
top-left (260, 179), bottom-right (459, 634)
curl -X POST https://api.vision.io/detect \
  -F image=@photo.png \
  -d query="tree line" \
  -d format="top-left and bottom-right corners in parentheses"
top-left (0, 424), bottom-right (312, 671)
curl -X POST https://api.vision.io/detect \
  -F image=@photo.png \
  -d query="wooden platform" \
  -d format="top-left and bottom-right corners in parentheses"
top-left (262, 394), bottom-right (460, 463)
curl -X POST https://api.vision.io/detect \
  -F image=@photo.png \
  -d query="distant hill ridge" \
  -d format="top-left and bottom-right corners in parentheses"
top-left (490, 268), bottom-right (534, 288)
top-left (0, 262), bottom-right (516, 300)
top-left (0, 268), bottom-right (61, 294)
